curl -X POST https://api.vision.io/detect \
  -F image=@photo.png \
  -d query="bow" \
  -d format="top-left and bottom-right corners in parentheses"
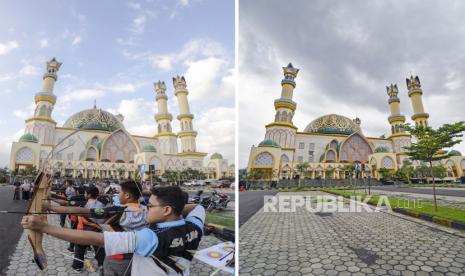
top-left (25, 129), bottom-right (81, 270)
top-left (25, 171), bottom-right (52, 270)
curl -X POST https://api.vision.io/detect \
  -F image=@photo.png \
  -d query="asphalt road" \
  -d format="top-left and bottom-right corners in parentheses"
top-left (0, 185), bottom-right (28, 274)
top-left (372, 185), bottom-right (465, 197)
top-left (239, 190), bottom-right (278, 227)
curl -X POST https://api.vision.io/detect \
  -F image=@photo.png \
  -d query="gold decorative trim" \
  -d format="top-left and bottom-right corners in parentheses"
top-left (25, 116), bottom-right (57, 125)
top-left (281, 147), bottom-right (296, 151)
top-left (388, 117), bottom-right (406, 124)
top-left (274, 101), bottom-right (296, 111)
top-left (35, 95), bottom-right (56, 105)
top-left (178, 132), bottom-right (197, 138)
top-left (177, 152), bottom-right (208, 157)
top-left (296, 132), bottom-right (347, 137)
top-left (388, 133), bottom-right (411, 139)
top-left (155, 132), bottom-right (177, 138)
top-left (266, 122), bottom-right (298, 130)
top-left (154, 114), bottom-right (173, 121)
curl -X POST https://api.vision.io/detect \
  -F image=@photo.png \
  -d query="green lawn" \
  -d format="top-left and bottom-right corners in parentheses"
top-left (205, 212), bottom-right (235, 230)
top-left (324, 189), bottom-right (465, 223)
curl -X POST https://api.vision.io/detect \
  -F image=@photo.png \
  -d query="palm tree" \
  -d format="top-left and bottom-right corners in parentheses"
top-left (295, 162), bottom-right (309, 188)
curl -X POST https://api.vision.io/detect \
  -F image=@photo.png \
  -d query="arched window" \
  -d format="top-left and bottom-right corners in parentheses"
top-left (254, 152), bottom-right (273, 167)
top-left (16, 147), bottom-right (33, 163)
top-left (280, 154), bottom-right (290, 163)
top-left (381, 156), bottom-right (394, 169)
top-left (86, 147), bottom-right (97, 161)
top-left (326, 150), bottom-right (336, 162)
top-left (339, 134), bottom-right (373, 163)
top-left (101, 130), bottom-right (137, 163)
top-left (329, 140), bottom-right (338, 150)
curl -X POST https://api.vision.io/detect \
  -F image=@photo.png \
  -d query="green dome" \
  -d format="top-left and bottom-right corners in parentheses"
top-left (449, 150), bottom-right (462, 156)
top-left (142, 145), bottom-right (157, 152)
top-left (19, 133), bottom-right (38, 143)
top-left (258, 139), bottom-right (281, 148)
top-left (375, 146), bottom-right (389, 153)
top-left (211, 152), bottom-right (223, 159)
top-left (304, 114), bottom-right (362, 135)
top-left (63, 107), bottom-right (124, 132)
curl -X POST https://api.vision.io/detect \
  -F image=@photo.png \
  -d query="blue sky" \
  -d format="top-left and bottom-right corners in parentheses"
top-left (0, 0), bottom-right (235, 167)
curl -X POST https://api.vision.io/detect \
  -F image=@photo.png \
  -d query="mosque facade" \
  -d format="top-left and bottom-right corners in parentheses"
top-left (10, 58), bottom-right (234, 180)
top-left (247, 63), bottom-right (465, 180)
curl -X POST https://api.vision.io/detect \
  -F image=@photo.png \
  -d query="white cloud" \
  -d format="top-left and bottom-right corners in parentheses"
top-left (0, 128), bottom-right (24, 167)
top-left (147, 38), bottom-right (226, 71)
top-left (107, 98), bottom-right (156, 136)
top-left (19, 64), bottom-right (41, 76)
top-left (179, 0), bottom-right (190, 7)
top-left (61, 88), bottom-right (105, 103)
top-left (131, 15), bottom-right (147, 34)
top-left (183, 57), bottom-right (229, 100)
top-left (128, 2), bottom-right (141, 10)
top-left (40, 39), bottom-right (48, 48)
top-left (13, 103), bottom-right (35, 119)
top-left (196, 106), bottom-right (235, 162)
top-left (72, 36), bottom-right (82, 46)
top-left (0, 41), bottom-right (19, 55)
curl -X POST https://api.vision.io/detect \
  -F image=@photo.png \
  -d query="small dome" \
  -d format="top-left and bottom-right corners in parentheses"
top-left (211, 153), bottom-right (223, 159)
top-left (63, 107), bottom-right (124, 132)
top-left (258, 139), bottom-right (281, 148)
top-left (19, 133), bottom-right (38, 143)
top-left (304, 114), bottom-right (362, 135)
top-left (449, 150), bottom-right (462, 156)
top-left (142, 145), bottom-right (157, 152)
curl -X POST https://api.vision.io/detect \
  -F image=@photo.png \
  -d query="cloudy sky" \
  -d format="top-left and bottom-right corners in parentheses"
top-left (0, 0), bottom-right (234, 167)
top-left (239, 0), bottom-right (465, 168)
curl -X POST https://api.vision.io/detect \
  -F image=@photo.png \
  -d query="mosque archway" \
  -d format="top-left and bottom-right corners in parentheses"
top-left (100, 129), bottom-right (138, 163)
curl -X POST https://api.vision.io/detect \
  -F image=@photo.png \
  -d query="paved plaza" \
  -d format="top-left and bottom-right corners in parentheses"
top-left (4, 215), bottom-right (231, 276)
top-left (239, 191), bottom-right (465, 275)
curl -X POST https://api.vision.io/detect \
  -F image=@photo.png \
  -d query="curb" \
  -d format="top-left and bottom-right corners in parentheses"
top-left (324, 190), bottom-right (465, 232)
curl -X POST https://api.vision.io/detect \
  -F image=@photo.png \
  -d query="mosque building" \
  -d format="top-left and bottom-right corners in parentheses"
top-left (10, 58), bottom-right (234, 180)
top-left (247, 63), bottom-right (465, 180)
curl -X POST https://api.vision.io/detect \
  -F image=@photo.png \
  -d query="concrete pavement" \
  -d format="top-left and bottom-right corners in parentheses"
top-left (239, 191), bottom-right (465, 275)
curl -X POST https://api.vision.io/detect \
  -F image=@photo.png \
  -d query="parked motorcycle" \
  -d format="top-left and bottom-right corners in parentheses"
top-left (205, 190), bottom-right (230, 211)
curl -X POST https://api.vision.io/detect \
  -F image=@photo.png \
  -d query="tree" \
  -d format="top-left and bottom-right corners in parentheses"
top-left (399, 160), bottom-right (415, 183)
top-left (432, 165), bottom-right (447, 181)
top-left (403, 121), bottom-right (465, 211)
top-left (162, 170), bottom-right (179, 185)
top-left (295, 162), bottom-right (309, 187)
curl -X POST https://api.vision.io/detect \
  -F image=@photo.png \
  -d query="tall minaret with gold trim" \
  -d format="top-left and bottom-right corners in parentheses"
top-left (386, 84), bottom-right (406, 134)
top-left (24, 57), bottom-right (62, 144)
top-left (264, 63), bottom-right (299, 148)
top-left (173, 75), bottom-right (197, 152)
top-left (154, 81), bottom-right (178, 154)
top-left (406, 75), bottom-right (429, 127)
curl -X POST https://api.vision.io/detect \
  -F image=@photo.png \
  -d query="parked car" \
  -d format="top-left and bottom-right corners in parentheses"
top-left (211, 180), bottom-right (231, 188)
top-left (184, 180), bottom-right (197, 186)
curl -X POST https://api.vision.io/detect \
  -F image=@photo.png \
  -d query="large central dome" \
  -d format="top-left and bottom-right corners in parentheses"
top-left (304, 114), bottom-right (362, 135)
top-left (63, 107), bottom-right (124, 132)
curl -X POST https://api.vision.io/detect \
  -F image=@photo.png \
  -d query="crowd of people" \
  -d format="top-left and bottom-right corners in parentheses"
top-left (20, 178), bottom-right (206, 276)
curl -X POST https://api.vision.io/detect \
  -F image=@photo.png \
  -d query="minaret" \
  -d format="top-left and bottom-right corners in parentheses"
top-left (173, 75), bottom-right (197, 152)
top-left (406, 75), bottom-right (429, 127)
top-left (386, 84), bottom-right (406, 134)
top-left (154, 81), bottom-right (178, 154)
top-left (24, 57), bottom-right (62, 144)
top-left (264, 63), bottom-right (299, 148)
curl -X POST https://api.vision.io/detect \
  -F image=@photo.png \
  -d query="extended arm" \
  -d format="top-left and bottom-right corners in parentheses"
top-left (21, 215), bottom-right (104, 247)
top-left (182, 204), bottom-right (201, 217)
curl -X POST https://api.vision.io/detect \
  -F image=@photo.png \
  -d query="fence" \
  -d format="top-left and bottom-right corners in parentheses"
top-left (246, 178), bottom-right (385, 189)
